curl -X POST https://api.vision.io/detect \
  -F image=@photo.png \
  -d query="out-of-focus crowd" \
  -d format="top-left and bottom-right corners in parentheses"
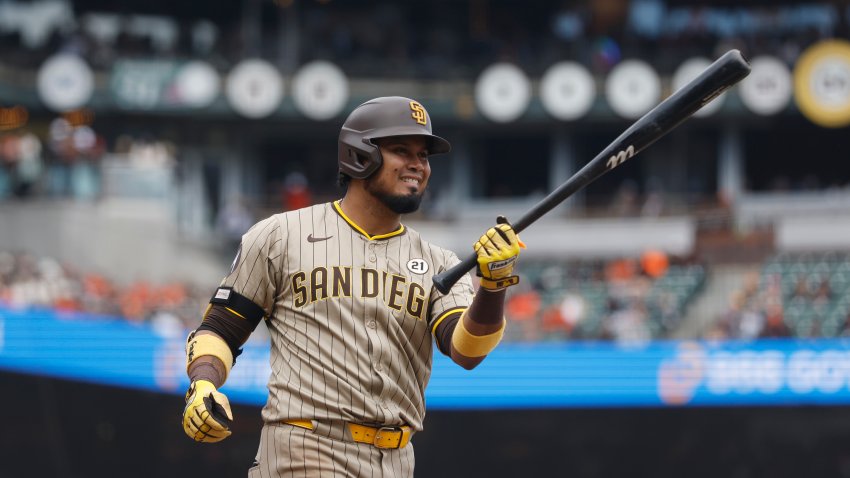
top-left (708, 253), bottom-right (850, 340)
top-left (0, 0), bottom-right (843, 78)
top-left (1, 248), bottom-right (700, 344)
top-left (0, 120), bottom-right (185, 204)
top-left (6, 248), bottom-right (850, 344)
top-left (0, 251), bottom-right (209, 335)
top-left (501, 251), bottom-right (705, 345)
top-left (0, 119), bottom-right (105, 201)
top-left (707, 272), bottom-right (794, 340)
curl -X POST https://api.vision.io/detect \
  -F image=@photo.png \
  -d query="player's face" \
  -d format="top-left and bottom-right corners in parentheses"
top-left (365, 136), bottom-right (431, 214)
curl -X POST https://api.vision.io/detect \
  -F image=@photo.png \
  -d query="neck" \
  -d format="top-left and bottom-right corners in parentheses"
top-left (339, 185), bottom-right (402, 237)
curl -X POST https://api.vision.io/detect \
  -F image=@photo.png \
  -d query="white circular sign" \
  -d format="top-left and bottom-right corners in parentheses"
top-left (37, 54), bottom-right (94, 112)
top-left (739, 56), bottom-right (792, 116)
top-left (673, 57), bottom-right (724, 117)
top-left (474, 63), bottom-right (532, 123)
top-left (605, 60), bottom-right (661, 119)
top-left (292, 61), bottom-right (349, 120)
top-left (225, 59), bottom-right (284, 119)
top-left (539, 62), bottom-right (595, 120)
top-left (811, 62), bottom-right (850, 105)
top-left (174, 61), bottom-right (220, 108)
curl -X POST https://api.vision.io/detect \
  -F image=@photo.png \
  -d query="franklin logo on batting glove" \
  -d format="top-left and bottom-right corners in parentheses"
top-left (488, 257), bottom-right (517, 272)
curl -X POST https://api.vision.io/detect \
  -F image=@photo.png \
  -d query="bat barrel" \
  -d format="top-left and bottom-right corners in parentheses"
top-left (513, 49), bottom-right (750, 235)
top-left (432, 50), bottom-right (751, 294)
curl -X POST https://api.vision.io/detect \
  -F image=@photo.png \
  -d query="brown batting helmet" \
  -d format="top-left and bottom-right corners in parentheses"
top-left (338, 96), bottom-right (451, 179)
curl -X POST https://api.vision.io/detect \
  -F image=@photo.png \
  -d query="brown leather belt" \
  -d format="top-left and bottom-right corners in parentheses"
top-left (283, 419), bottom-right (412, 449)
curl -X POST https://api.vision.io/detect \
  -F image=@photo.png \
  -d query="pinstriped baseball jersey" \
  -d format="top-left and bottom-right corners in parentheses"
top-left (221, 200), bottom-right (474, 431)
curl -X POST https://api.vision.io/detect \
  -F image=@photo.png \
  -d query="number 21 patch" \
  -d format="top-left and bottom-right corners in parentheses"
top-left (406, 258), bottom-right (429, 274)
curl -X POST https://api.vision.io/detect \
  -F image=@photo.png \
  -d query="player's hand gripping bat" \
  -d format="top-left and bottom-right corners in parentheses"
top-left (432, 49), bottom-right (751, 294)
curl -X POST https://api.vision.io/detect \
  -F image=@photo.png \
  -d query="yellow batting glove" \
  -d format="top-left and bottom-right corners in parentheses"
top-left (474, 217), bottom-right (525, 291)
top-left (182, 380), bottom-right (233, 443)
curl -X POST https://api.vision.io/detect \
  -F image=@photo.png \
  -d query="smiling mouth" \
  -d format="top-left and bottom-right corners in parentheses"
top-left (401, 178), bottom-right (421, 186)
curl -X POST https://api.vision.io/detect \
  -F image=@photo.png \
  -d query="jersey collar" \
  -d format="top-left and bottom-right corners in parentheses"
top-left (332, 200), bottom-right (406, 241)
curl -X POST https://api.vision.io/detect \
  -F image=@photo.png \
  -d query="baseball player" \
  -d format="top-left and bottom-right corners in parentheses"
top-left (182, 96), bottom-right (524, 477)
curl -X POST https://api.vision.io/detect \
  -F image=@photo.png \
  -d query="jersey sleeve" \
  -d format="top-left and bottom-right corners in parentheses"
top-left (427, 248), bottom-right (475, 336)
top-left (219, 215), bottom-right (283, 317)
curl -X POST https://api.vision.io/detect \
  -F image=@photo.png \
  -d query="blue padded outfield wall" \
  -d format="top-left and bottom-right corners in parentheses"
top-left (3, 307), bottom-right (850, 409)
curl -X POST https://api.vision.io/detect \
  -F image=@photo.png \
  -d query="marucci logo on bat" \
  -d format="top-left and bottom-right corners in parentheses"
top-left (606, 145), bottom-right (635, 170)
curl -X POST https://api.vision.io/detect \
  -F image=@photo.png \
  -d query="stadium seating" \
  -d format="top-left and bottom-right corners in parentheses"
top-left (759, 252), bottom-right (850, 338)
top-left (507, 259), bottom-right (706, 342)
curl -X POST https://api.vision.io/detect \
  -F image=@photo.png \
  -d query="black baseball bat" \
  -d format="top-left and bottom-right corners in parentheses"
top-left (432, 49), bottom-right (751, 294)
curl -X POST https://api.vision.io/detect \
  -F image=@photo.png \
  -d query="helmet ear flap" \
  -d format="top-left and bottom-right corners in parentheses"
top-left (338, 130), bottom-right (383, 179)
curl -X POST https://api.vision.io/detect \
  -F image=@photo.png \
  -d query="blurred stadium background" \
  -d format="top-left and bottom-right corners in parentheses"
top-left (2, 0), bottom-right (850, 476)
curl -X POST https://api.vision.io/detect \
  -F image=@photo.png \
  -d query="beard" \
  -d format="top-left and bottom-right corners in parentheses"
top-left (365, 179), bottom-right (424, 214)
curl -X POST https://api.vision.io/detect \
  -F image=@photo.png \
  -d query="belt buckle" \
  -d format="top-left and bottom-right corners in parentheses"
top-left (374, 426), bottom-right (403, 449)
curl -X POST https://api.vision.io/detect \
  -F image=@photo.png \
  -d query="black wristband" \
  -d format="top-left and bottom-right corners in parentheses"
top-left (189, 360), bottom-right (225, 388)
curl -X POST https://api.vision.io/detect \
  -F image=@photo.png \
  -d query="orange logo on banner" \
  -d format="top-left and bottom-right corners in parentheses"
top-left (657, 342), bottom-right (706, 405)
top-left (409, 101), bottom-right (427, 125)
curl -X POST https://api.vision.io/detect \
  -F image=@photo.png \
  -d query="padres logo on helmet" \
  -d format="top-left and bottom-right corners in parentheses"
top-left (409, 101), bottom-right (428, 125)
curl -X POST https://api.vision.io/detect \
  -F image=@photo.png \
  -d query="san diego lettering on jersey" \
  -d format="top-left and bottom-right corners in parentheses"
top-left (291, 266), bottom-right (428, 320)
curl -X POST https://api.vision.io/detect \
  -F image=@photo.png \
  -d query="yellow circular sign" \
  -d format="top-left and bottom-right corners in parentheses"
top-left (794, 39), bottom-right (850, 128)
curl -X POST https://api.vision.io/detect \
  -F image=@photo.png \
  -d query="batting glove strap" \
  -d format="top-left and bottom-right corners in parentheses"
top-left (182, 380), bottom-right (234, 443)
top-left (479, 276), bottom-right (520, 291)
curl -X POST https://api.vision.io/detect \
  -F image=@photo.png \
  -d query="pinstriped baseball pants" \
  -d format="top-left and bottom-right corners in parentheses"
top-left (248, 423), bottom-right (415, 478)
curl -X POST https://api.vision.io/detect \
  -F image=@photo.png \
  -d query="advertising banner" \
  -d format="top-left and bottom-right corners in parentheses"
top-left (3, 308), bottom-right (850, 409)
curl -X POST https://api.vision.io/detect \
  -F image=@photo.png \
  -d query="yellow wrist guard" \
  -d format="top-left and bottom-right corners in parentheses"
top-left (451, 313), bottom-right (506, 358)
top-left (186, 332), bottom-right (234, 381)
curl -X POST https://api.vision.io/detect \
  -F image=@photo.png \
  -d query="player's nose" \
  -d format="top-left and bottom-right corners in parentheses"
top-left (406, 156), bottom-right (426, 172)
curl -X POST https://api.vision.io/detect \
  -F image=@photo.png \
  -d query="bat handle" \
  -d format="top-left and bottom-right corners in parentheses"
top-left (433, 252), bottom-right (478, 294)
top-left (432, 215), bottom-right (518, 294)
